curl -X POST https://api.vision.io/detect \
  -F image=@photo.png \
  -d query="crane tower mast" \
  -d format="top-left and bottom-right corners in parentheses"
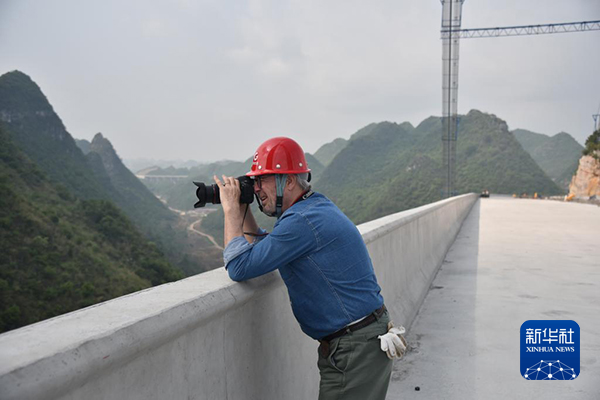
top-left (440, 0), bottom-right (465, 198)
top-left (438, 0), bottom-right (599, 199)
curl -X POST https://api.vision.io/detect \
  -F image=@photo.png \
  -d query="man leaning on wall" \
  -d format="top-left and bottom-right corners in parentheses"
top-left (215, 137), bottom-right (407, 399)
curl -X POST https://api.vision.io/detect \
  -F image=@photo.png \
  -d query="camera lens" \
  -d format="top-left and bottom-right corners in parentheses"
top-left (193, 176), bottom-right (254, 208)
top-left (193, 182), bottom-right (221, 208)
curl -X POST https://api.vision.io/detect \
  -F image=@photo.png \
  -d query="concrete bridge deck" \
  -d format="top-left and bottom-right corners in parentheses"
top-left (387, 196), bottom-right (600, 399)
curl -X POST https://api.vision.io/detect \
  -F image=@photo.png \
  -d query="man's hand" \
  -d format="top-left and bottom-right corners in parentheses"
top-left (214, 175), bottom-right (244, 246)
top-left (213, 175), bottom-right (242, 214)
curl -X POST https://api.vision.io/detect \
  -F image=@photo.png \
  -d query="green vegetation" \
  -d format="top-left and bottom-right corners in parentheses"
top-left (315, 121), bottom-right (421, 223)
top-left (0, 124), bottom-right (183, 333)
top-left (0, 70), bottom-right (227, 332)
top-left (315, 110), bottom-right (562, 224)
top-left (0, 71), bottom-right (108, 200)
top-left (0, 70), bottom-right (571, 333)
top-left (513, 129), bottom-right (583, 191)
top-left (314, 138), bottom-right (348, 166)
top-left (84, 133), bottom-right (199, 273)
top-left (75, 139), bottom-right (91, 154)
top-left (178, 111), bottom-right (564, 240)
top-left (0, 71), bottom-right (217, 277)
top-left (582, 129), bottom-right (600, 159)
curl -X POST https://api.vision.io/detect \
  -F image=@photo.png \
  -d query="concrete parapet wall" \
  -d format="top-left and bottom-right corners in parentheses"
top-left (0, 194), bottom-right (477, 400)
top-left (359, 193), bottom-right (478, 330)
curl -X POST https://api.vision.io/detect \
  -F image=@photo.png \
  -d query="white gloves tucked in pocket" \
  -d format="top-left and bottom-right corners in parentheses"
top-left (377, 322), bottom-right (408, 359)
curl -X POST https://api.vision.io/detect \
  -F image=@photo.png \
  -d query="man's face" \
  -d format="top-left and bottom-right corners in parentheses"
top-left (254, 174), bottom-right (277, 215)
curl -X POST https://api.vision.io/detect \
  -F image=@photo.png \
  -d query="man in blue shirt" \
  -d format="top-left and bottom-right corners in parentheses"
top-left (214, 137), bottom-right (402, 400)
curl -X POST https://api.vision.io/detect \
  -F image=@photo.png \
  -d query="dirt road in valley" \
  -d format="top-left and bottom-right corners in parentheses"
top-left (188, 218), bottom-right (223, 250)
top-left (155, 194), bottom-right (223, 251)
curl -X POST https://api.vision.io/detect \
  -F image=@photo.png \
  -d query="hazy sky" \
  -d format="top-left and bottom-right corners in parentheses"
top-left (1, 0), bottom-right (599, 163)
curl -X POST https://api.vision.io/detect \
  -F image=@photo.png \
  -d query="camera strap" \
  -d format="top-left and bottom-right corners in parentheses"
top-left (242, 205), bottom-right (269, 237)
top-left (293, 190), bottom-right (314, 205)
top-left (254, 192), bottom-right (264, 213)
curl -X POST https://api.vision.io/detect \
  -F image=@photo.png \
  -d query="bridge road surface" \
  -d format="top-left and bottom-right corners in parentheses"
top-left (386, 196), bottom-right (600, 399)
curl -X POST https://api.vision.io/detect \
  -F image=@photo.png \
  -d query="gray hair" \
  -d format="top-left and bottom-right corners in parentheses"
top-left (294, 172), bottom-right (312, 191)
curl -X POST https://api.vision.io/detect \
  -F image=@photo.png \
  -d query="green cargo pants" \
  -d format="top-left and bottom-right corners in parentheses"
top-left (317, 311), bottom-right (393, 400)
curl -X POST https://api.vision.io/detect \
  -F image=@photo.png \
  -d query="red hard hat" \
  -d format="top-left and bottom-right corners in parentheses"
top-left (246, 137), bottom-right (311, 176)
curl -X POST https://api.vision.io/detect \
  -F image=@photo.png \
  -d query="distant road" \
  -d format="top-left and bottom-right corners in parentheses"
top-left (189, 218), bottom-right (223, 250)
top-left (154, 194), bottom-right (223, 250)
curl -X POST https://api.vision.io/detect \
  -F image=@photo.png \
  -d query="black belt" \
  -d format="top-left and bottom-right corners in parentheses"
top-left (320, 305), bottom-right (386, 343)
top-left (318, 305), bottom-right (386, 358)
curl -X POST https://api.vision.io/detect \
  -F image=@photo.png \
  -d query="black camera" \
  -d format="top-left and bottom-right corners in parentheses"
top-left (193, 176), bottom-right (255, 208)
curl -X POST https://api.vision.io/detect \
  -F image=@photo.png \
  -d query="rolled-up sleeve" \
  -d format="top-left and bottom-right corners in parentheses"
top-left (222, 227), bottom-right (269, 267)
top-left (225, 213), bottom-right (318, 282)
top-left (253, 227), bottom-right (268, 243)
top-left (223, 236), bottom-right (253, 266)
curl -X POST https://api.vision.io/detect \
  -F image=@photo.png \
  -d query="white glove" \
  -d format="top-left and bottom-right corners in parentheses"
top-left (378, 324), bottom-right (407, 359)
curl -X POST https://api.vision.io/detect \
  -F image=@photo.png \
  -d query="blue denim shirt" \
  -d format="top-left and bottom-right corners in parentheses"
top-left (223, 192), bottom-right (384, 340)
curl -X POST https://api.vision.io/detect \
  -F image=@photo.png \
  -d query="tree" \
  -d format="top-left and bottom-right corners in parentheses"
top-left (582, 129), bottom-right (600, 159)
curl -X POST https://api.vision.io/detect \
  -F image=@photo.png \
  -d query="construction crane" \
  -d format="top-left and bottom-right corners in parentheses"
top-left (440, 0), bottom-right (464, 199)
top-left (442, 20), bottom-right (600, 39)
top-left (439, 0), bottom-right (600, 198)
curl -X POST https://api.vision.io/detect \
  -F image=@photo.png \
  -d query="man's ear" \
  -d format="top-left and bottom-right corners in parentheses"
top-left (286, 175), bottom-right (296, 191)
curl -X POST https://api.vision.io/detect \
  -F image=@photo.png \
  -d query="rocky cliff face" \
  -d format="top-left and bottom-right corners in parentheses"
top-left (569, 152), bottom-right (600, 198)
top-left (87, 132), bottom-right (175, 222)
top-left (0, 70), bottom-right (108, 200)
top-left (90, 133), bottom-right (123, 176)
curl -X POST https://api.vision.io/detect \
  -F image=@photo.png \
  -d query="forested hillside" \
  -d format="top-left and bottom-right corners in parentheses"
top-left (0, 71), bottom-right (108, 200)
top-left (513, 129), bottom-right (583, 191)
top-left (315, 110), bottom-right (562, 224)
top-left (84, 132), bottom-right (207, 274)
top-left (165, 111), bottom-right (563, 241)
top-left (0, 124), bottom-right (182, 333)
top-left (314, 138), bottom-right (348, 166)
top-left (0, 71), bottom-right (219, 276)
top-left (0, 70), bottom-right (226, 332)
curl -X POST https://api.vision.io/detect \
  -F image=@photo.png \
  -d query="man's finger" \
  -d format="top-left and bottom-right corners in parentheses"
top-left (222, 175), bottom-right (240, 189)
top-left (391, 335), bottom-right (404, 351)
top-left (389, 327), bottom-right (405, 335)
top-left (388, 344), bottom-right (396, 358)
top-left (379, 337), bottom-right (388, 352)
top-left (221, 175), bottom-right (233, 187)
top-left (389, 340), bottom-right (397, 357)
top-left (214, 175), bottom-right (224, 186)
top-left (400, 336), bottom-right (408, 348)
